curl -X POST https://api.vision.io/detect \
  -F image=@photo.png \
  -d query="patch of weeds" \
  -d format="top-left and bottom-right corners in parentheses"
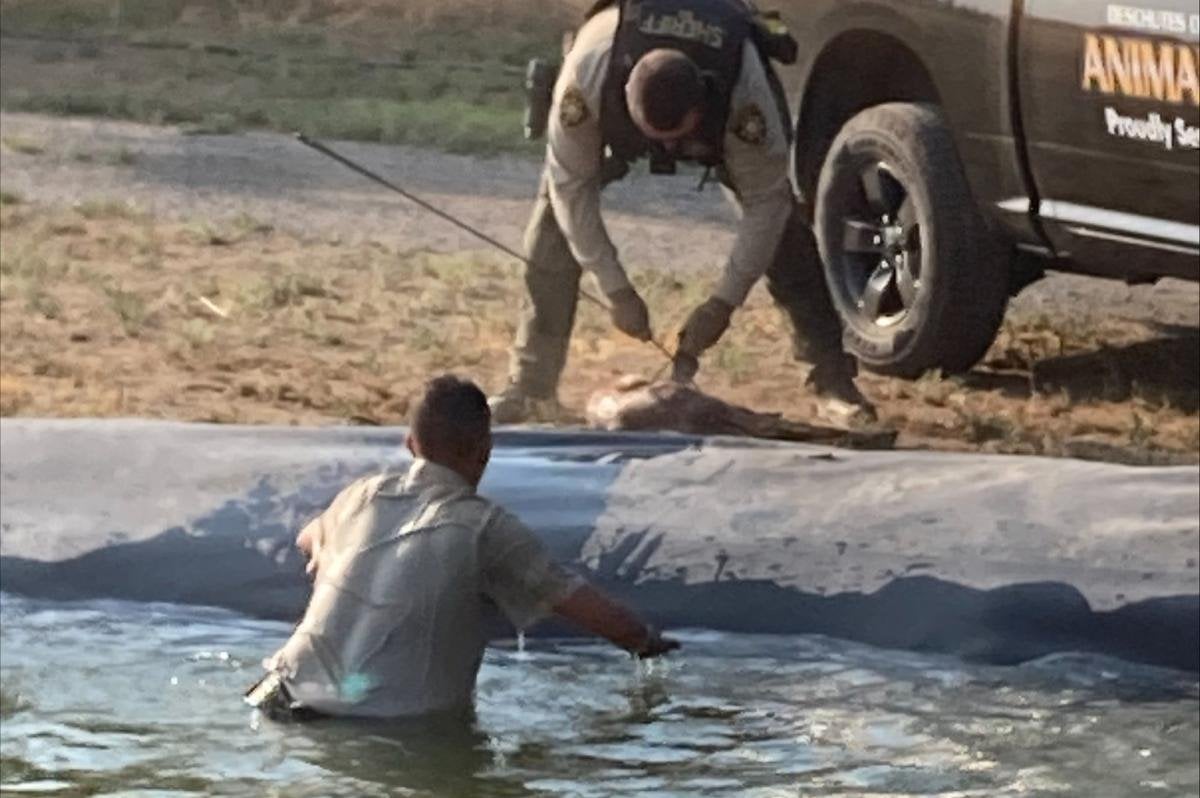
top-left (1128, 410), bottom-right (1155, 449)
top-left (713, 342), bottom-right (753, 385)
top-left (32, 359), bottom-right (74, 378)
top-left (0, 247), bottom-right (68, 281)
top-left (913, 369), bottom-right (956, 407)
top-left (46, 218), bottom-right (87, 237)
top-left (375, 261), bottom-right (414, 293)
top-left (2, 136), bottom-right (45, 156)
top-left (25, 286), bottom-right (62, 320)
top-left (75, 41), bottom-right (103, 60)
top-left (101, 147), bottom-right (138, 166)
top-left (0, 191), bottom-right (23, 206)
top-left (75, 199), bottom-right (140, 220)
top-left (1130, 376), bottom-right (1200, 415)
top-left (953, 406), bottom-right (1016, 445)
top-left (0, 388), bottom-right (32, 415)
top-left (251, 273), bottom-right (329, 309)
top-left (180, 318), bottom-right (215, 349)
top-left (293, 274), bottom-right (330, 299)
top-left (132, 224), bottom-right (164, 270)
top-left (1040, 389), bottom-right (1074, 418)
top-left (230, 212), bottom-right (273, 237)
top-left (409, 324), bottom-right (444, 352)
top-left (356, 349), bottom-right (380, 373)
top-left (182, 113), bottom-right (238, 136)
top-left (186, 221), bottom-right (234, 246)
top-left (104, 285), bottom-right (148, 336)
top-left (187, 215), bottom-right (271, 245)
top-left (72, 265), bottom-right (105, 287)
top-left (303, 323), bottom-right (347, 348)
top-left (31, 44), bottom-right (68, 63)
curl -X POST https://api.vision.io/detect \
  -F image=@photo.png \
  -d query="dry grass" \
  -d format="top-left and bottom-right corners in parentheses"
top-left (1, 199), bottom-right (1197, 463)
top-left (0, 0), bottom-right (585, 154)
top-left (72, 146), bottom-right (137, 166)
top-left (0, 0), bottom-right (588, 34)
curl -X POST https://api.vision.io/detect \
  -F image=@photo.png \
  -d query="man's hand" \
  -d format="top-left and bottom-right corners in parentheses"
top-left (634, 627), bottom-right (681, 659)
top-left (608, 287), bottom-right (652, 341)
top-left (677, 296), bottom-right (734, 358)
top-left (296, 523), bottom-right (322, 578)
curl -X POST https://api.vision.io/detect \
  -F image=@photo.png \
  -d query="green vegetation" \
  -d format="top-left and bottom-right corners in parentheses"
top-left (0, 0), bottom-right (578, 155)
top-left (74, 144), bottom-right (139, 164)
top-left (104, 284), bottom-right (149, 335)
top-left (75, 198), bottom-right (140, 219)
top-left (1, 136), bottom-right (45, 155)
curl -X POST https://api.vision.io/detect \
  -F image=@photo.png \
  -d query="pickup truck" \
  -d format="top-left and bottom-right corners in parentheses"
top-left (780, 0), bottom-right (1200, 375)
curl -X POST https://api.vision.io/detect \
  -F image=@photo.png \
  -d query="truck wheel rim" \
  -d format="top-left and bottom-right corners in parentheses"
top-left (838, 161), bottom-right (922, 329)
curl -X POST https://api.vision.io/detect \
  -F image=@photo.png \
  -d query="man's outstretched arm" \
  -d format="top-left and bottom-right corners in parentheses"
top-left (481, 510), bottom-right (679, 659)
top-left (554, 583), bottom-right (679, 658)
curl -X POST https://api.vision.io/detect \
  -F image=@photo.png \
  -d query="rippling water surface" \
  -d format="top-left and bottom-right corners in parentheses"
top-left (1, 593), bottom-right (1197, 797)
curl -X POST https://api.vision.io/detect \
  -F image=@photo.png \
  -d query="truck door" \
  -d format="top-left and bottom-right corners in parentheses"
top-left (1017, 0), bottom-right (1199, 279)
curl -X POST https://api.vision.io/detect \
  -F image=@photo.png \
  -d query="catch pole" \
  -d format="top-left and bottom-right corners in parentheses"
top-left (294, 133), bottom-right (675, 363)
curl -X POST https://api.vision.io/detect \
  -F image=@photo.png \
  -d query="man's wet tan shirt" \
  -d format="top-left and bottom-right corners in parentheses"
top-left (268, 459), bottom-right (581, 717)
top-left (546, 6), bottom-right (794, 307)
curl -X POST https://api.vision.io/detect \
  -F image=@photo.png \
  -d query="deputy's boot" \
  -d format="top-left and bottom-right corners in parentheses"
top-left (806, 357), bottom-right (877, 424)
top-left (487, 384), bottom-right (564, 425)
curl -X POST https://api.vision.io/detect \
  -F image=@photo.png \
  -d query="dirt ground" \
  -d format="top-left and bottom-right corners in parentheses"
top-left (1, 113), bottom-right (1198, 464)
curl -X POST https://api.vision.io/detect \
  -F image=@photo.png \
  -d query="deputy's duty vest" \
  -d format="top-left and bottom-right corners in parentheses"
top-left (593, 0), bottom-right (753, 171)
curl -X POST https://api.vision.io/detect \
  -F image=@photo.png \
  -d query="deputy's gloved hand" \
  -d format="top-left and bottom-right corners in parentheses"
top-left (608, 287), bottom-right (652, 342)
top-left (677, 296), bottom-right (735, 358)
top-left (670, 353), bottom-right (699, 384)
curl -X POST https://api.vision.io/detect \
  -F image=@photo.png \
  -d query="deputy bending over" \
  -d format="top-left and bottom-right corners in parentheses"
top-left (490, 0), bottom-right (874, 423)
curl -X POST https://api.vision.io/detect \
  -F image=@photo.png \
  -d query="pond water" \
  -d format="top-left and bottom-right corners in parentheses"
top-left (1, 593), bottom-right (1197, 797)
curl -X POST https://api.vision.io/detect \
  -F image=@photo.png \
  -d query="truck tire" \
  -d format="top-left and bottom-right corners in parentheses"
top-left (814, 102), bottom-right (1009, 377)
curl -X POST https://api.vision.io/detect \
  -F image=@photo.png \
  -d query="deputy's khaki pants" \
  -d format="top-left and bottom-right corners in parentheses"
top-left (507, 171), bottom-right (850, 397)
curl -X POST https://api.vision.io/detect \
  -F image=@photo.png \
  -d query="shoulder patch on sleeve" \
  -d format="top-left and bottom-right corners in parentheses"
top-left (559, 85), bottom-right (591, 128)
top-left (732, 103), bottom-right (768, 145)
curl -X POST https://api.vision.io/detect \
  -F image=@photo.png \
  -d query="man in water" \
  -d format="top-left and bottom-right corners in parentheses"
top-left (246, 374), bottom-right (677, 720)
top-left (488, 0), bottom-right (873, 423)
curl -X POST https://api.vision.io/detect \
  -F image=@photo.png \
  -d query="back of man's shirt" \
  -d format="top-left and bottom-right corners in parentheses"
top-left (268, 459), bottom-right (579, 717)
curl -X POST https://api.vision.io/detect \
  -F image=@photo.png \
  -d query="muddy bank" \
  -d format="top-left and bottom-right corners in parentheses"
top-left (2, 419), bottom-right (1197, 671)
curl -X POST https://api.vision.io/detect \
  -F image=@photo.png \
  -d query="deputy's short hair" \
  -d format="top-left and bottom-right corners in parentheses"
top-left (410, 374), bottom-right (490, 458)
top-left (627, 49), bottom-right (706, 133)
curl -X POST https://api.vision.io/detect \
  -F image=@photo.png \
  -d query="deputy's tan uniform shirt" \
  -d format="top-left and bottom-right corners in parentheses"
top-left (267, 459), bottom-right (582, 717)
top-left (547, 6), bottom-right (793, 307)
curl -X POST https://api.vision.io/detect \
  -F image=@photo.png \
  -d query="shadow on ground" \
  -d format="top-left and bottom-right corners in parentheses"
top-left (1030, 330), bottom-right (1200, 411)
top-left (966, 329), bottom-right (1199, 410)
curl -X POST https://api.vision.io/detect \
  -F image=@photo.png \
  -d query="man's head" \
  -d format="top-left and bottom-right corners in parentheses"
top-left (625, 48), bottom-right (706, 147)
top-left (406, 375), bottom-right (492, 487)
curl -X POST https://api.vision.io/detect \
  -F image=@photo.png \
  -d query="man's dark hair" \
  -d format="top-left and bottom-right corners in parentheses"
top-left (628, 49), bottom-right (706, 132)
top-left (410, 374), bottom-right (491, 458)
